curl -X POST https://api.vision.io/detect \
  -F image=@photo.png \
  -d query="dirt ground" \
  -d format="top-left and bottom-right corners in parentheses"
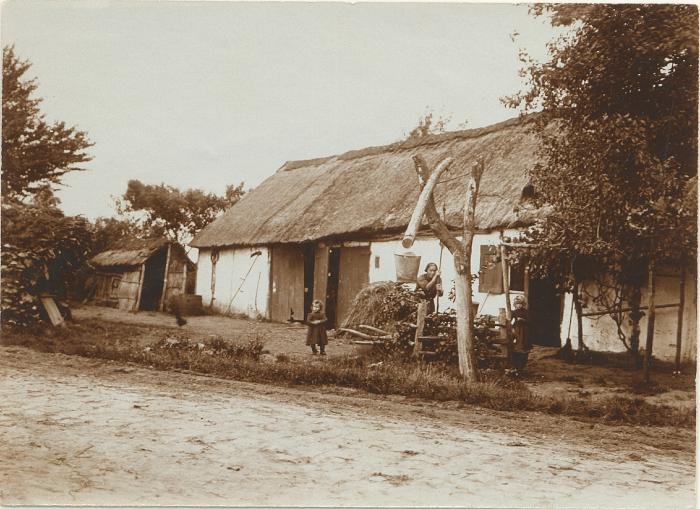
top-left (72, 303), bottom-right (358, 357)
top-left (72, 304), bottom-right (697, 410)
top-left (0, 345), bottom-right (695, 507)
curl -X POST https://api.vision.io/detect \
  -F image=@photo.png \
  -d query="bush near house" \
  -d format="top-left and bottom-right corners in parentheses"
top-left (1, 202), bottom-right (93, 325)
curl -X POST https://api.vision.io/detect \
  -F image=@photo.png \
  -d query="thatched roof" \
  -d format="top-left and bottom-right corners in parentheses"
top-left (90, 238), bottom-right (170, 268)
top-left (191, 116), bottom-right (542, 248)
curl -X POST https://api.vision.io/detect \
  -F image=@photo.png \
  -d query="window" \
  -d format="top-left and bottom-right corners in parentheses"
top-left (109, 276), bottom-right (122, 299)
top-left (509, 264), bottom-right (525, 292)
top-left (478, 245), bottom-right (503, 294)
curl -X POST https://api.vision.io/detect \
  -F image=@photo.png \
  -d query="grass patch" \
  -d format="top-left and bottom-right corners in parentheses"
top-left (1, 322), bottom-right (694, 429)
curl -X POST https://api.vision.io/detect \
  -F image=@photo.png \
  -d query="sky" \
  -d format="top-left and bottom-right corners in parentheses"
top-left (2, 0), bottom-right (560, 220)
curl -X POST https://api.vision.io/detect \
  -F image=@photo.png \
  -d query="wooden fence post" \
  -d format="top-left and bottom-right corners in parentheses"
top-left (413, 301), bottom-right (428, 357)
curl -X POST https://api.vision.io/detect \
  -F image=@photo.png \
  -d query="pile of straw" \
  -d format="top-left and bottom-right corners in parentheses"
top-left (340, 281), bottom-right (419, 333)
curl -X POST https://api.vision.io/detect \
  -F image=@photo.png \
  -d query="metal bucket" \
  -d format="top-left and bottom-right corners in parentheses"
top-left (394, 252), bottom-right (421, 283)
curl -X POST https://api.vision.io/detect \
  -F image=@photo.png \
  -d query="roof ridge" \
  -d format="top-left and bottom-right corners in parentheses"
top-left (278, 114), bottom-right (533, 171)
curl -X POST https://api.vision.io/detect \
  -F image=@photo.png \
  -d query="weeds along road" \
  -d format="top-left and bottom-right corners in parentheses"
top-left (0, 346), bottom-right (695, 507)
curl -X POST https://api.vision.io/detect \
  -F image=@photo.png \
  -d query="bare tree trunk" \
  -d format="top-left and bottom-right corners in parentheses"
top-left (573, 279), bottom-right (585, 351)
top-left (458, 160), bottom-right (483, 381)
top-left (454, 270), bottom-right (478, 380)
top-left (628, 284), bottom-right (642, 367)
top-left (675, 266), bottom-right (687, 373)
top-left (643, 261), bottom-right (656, 384)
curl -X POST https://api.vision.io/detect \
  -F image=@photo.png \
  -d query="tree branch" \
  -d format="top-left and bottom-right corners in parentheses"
top-left (402, 156), bottom-right (453, 248)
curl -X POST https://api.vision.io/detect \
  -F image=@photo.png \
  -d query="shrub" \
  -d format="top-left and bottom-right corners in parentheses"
top-left (1, 202), bottom-right (92, 326)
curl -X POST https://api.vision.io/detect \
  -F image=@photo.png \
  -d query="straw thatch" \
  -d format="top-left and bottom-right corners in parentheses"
top-left (90, 238), bottom-right (170, 268)
top-left (191, 116), bottom-right (543, 248)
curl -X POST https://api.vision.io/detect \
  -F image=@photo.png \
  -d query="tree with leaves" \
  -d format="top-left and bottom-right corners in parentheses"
top-left (116, 180), bottom-right (245, 244)
top-left (506, 5), bottom-right (697, 376)
top-left (1, 47), bottom-right (95, 325)
top-left (2, 46), bottom-right (93, 200)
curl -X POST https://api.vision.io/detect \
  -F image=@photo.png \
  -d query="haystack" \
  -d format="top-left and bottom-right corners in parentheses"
top-left (340, 281), bottom-right (420, 333)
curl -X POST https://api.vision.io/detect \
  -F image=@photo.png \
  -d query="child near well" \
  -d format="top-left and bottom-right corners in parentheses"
top-left (306, 299), bottom-right (328, 355)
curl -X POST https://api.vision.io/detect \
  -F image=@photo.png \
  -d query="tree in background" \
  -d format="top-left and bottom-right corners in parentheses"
top-left (505, 5), bottom-right (697, 376)
top-left (115, 180), bottom-right (245, 244)
top-left (2, 46), bottom-right (93, 200)
top-left (1, 47), bottom-right (95, 325)
top-left (404, 110), bottom-right (468, 140)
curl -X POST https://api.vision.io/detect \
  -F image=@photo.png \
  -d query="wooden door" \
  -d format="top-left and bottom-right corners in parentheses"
top-left (335, 246), bottom-right (370, 327)
top-left (270, 245), bottom-right (305, 322)
top-left (325, 247), bottom-right (341, 328)
top-left (528, 277), bottom-right (562, 346)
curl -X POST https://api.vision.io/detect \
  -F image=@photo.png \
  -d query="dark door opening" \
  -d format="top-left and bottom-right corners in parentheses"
top-left (139, 248), bottom-right (167, 311)
top-left (303, 244), bottom-right (315, 320)
top-left (325, 247), bottom-right (341, 328)
top-left (528, 277), bottom-right (561, 347)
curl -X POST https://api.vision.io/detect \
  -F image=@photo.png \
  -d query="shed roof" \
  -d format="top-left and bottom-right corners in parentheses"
top-left (90, 238), bottom-right (170, 268)
top-left (191, 115), bottom-right (542, 248)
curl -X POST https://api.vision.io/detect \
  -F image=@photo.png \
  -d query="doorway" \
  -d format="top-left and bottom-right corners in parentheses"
top-left (528, 277), bottom-right (561, 347)
top-left (139, 247), bottom-right (167, 311)
top-left (325, 247), bottom-right (341, 328)
top-left (325, 246), bottom-right (370, 328)
top-left (303, 244), bottom-right (315, 320)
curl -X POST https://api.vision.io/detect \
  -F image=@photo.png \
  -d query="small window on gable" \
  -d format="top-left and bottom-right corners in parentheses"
top-left (478, 245), bottom-right (503, 294)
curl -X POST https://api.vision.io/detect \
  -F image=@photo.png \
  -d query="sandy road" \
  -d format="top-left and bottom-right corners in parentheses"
top-left (0, 346), bottom-right (695, 507)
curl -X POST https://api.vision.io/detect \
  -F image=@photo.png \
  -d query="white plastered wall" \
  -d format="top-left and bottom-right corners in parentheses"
top-left (195, 246), bottom-right (270, 319)
top-left (369, 229), bottom-right (524, 317)
top-left (560, 270), bottom-right (697, 362)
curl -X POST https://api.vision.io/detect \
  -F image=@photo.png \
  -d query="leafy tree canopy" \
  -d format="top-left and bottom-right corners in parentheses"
top-left (116, 180), bottom-right (245, 244)
top-left (2, 46), bottom-right (93, 199)
top-left (506, 4), bottom-right (697, 281)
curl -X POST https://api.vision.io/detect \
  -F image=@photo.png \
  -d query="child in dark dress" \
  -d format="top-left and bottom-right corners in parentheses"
top-left (306, 300), bottom-right (328, 355)
top-left (510, 295), bottom-right (530, 370)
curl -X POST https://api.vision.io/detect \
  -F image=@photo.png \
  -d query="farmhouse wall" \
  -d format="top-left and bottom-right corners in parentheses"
top-left (196, 246), bottom-right (270, 319)
top-left (560, 270), bottom-right (697, 362)
top-left (368, 229), bottom-right (525, 317)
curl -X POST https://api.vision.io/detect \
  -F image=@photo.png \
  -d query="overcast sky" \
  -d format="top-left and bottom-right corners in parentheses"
top-left (2, 0), bottom-right (560, 220)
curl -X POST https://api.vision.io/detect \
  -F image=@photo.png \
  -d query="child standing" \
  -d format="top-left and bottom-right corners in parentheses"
top-left (306, 300), bottom-right (328, 355)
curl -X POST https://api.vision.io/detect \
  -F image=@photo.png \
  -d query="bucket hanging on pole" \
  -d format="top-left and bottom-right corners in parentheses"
top-left (394, 251), bottom-right (421, 283)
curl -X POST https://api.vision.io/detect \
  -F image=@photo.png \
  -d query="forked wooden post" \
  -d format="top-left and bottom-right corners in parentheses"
top-left (403, 154), bottom-right (484, 382)
top-left (500, 242), bottom-right (513, 358)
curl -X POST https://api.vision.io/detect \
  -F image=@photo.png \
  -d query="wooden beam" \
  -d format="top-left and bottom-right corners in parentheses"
top-left (413, 301), bottom-right (428, 357)
top-left (580, 302), bottom-right (680, 317)
top-left (158, 243), bottom-right (172, 312)
top-left (134, 264), bottom-right (145, 312)
top-left (402, 157), bottom-right (453, 248)
top-left (500, 242), bottom-right (513, 359)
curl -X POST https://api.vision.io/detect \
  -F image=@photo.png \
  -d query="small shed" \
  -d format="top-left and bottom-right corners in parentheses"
top-left (89, 238), bottom-right (196, 311)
